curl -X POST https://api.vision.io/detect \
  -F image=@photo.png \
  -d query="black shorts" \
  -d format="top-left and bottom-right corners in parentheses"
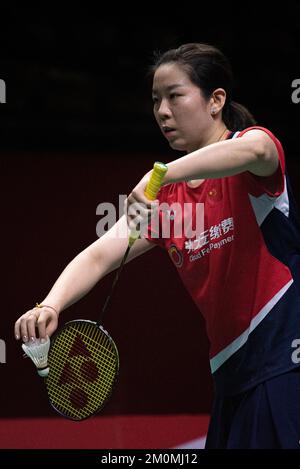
top-left (205, 367), bottom-right (300, 449)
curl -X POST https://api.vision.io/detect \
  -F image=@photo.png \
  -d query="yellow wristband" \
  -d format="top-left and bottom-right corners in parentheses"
top-left (35, 303), bottom-right (59, 316)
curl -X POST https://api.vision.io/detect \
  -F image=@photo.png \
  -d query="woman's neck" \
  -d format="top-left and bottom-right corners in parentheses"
top-left (204, 124), bottom-right (229, 147)
top-left (186, 125), bottom-right (229, 188)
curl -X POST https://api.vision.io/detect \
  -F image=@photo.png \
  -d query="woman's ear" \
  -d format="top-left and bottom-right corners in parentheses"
top-left (210, 88), bottom-right (227, 115)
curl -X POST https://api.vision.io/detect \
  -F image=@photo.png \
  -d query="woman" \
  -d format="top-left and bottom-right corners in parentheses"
top-left (15, 43), bottom-right (300, 448)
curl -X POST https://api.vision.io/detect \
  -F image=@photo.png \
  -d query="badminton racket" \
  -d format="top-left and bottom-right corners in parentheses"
top-left (44, 161), bottom-right (167, 420)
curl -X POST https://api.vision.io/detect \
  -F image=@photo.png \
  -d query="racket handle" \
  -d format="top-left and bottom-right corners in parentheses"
top-left (144, 161), bottom-right (168, 200)
top-left (129, 162), bottom-right (168, 247)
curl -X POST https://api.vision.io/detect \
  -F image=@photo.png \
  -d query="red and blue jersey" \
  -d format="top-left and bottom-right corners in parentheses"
top-left (145, 127), bottom-right (300, 395)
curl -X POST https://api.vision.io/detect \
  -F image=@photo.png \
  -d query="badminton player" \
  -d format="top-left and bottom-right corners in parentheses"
top-left (15, 43), bottom-right (300, 448)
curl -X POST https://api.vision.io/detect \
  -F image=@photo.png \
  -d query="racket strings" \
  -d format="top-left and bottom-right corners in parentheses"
top-left (48, 346), bottom-right (116, 417)
top-left (47, 321), bottom-right (119, 420)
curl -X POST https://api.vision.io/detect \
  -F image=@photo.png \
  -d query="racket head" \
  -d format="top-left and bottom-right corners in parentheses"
top-left (46, 319), bottom-right (119, 421)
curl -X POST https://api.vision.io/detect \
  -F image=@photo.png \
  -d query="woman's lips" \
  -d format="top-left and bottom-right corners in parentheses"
top-left (162, 126), bottom-right (177, 138)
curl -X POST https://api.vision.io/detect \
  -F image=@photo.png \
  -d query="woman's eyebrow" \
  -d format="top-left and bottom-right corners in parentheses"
top-left (152, 84), bottom-right (184, 95)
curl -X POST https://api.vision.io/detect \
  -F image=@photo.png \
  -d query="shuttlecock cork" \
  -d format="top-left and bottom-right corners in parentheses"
top-left (22, 337), bottom-right (50, 377)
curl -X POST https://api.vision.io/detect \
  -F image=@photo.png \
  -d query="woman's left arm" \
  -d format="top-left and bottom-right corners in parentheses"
top-left (125, 129), bottom-right (279, 225)
top-left (164, 129), bottom-right (279, 185)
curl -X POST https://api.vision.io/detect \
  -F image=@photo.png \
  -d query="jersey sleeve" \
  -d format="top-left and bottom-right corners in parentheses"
top-left (238, 126), bottom-right (285, 198)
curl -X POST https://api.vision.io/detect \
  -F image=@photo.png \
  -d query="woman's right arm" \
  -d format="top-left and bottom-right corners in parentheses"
top-left (14, 215), bottom-right (156, 341)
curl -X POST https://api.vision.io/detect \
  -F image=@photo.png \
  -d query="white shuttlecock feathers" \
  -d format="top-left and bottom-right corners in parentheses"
top-left (22, 337), bottom-right (50, 377)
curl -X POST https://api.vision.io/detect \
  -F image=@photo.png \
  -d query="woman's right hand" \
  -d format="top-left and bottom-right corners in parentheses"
top-left (14, 305), bottom-right (59, 342)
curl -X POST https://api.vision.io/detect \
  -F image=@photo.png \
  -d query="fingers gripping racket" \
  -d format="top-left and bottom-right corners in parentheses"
top-left (45, 162), bottom-right (168, 421)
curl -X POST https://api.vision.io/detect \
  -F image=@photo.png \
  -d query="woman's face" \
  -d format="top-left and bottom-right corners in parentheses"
top-left (152, 62), bottom-right (213, 152)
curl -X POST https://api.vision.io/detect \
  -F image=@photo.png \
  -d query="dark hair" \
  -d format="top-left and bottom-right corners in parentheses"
top-left (151, 43), bottom-right (256, 131)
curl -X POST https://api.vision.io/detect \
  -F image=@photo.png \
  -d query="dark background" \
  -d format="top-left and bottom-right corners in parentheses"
top-left (1, 7), bottom-right (300, 419)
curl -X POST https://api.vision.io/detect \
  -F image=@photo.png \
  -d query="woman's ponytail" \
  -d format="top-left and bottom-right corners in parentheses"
top-left (223, 100), bottom-right (256, 131)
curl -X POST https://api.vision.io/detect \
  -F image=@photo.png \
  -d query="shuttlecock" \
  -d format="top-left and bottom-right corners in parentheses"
top-left (22, 337), bottom-right (50, 377)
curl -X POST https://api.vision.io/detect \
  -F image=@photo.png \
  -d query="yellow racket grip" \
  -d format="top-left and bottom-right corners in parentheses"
top-left (129, 162), bottom-right (168, 247)
top-left (144, 161), bottom-right (168, 200)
